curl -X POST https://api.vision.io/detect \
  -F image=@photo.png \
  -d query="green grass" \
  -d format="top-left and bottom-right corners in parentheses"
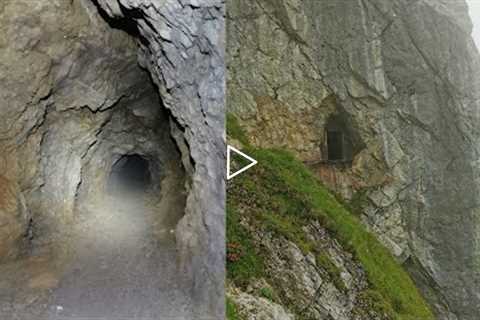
top-left (343, 187), bottom-right (372, 217)
top-left (226, 203), bottom-right (265, 288)
top-left (228, 148), bottom-right (434, 320)
top-left (226, 113), bottom-right (249, 146)
top-left (357, 289), bottom-right (396, 319)
top-left (259, 287), bottom-right (275, 301)
top-left (226, 114), bottom-right (433, 319)
top-left (226, 297), bottom-right (242, 320)
top-left (315, 252), bottom-right (347, 293)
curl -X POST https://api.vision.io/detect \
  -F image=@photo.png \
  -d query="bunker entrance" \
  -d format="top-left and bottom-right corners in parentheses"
top-left (327, 131), bottom-right (344, 161)
top-left (109, 154), bottom-right (152, 193)
top-left (322, 112), bottom-right (361, 164)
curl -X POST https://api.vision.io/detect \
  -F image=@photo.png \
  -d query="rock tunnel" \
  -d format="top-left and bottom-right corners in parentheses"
top-left (0, 36), bottom-right (189, 319)
top-left (324, 113), bottom-right (355, 163)
top-left (0, 0), bottom-right (225, 318)
top-left (320, 99), bottom-right (365, 165)
top-left (109, 154), bottom-right (152, 193)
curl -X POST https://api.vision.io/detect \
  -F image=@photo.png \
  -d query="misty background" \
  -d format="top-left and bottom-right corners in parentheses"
top-left (468, 0), bottom-right (480, 48)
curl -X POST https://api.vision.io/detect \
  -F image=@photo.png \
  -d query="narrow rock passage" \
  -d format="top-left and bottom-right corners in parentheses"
top-left (46, 191), bottom-right (193, 320)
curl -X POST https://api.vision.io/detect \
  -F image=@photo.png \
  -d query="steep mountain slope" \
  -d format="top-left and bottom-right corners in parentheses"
top-left (227, 0), bottom-right (480, 318)
top-left (226, 117), bottom-right (433, 320)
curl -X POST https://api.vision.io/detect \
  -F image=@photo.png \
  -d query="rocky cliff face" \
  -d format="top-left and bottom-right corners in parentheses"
top-left (93, 0), bottom-right (226, 316)
top-left (0, 0), bottom-right (224, 318)
top-left (228, 0), bottom-right (480, 319)
top-left (228, 219), bottom-right (386, 320)
top-left (0, 0), bottom-right (146, 263)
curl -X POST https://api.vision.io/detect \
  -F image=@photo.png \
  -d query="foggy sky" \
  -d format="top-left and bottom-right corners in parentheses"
top-left (467, 0), bottom-right (480, 48)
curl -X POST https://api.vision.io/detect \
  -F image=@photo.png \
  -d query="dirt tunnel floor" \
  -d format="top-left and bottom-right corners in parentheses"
top-left (0, 186), bottom-right (192, 320)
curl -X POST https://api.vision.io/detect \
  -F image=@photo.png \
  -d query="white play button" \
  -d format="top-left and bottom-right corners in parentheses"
top-left (227, 145), bottom-right (258, 180)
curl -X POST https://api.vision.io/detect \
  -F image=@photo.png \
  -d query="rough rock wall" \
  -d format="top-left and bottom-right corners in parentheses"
top-left (228, 220), bottom-right (385, 320)
top-left (0, 0), bottom-right (141, 259)
top-left (0, 0), bottom-right (184, 250)
top-left (86, 0), bottom-right (226, 317)
top-left (0, 0), bottom-right (225, 318)
top-left (227, 0), bottom-right (480, 319)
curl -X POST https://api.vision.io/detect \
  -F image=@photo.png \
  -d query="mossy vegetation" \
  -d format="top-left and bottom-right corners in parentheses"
top-left (226, 204), bottom-right (265, 287)
top-left (259, 286), bottom-right (275, 301)
top-left (226, 113), bottom-right (249, 146)
top-left (315, 252), bottom-right (347, 293)
top-left (358, 289), bottom-right (396, 319)
top-left (226, 297), bottom-right (243, 320)
top-left (226, 114), bottom-right (434, 320)
top-left (346, 187), bottom-right (372, 216)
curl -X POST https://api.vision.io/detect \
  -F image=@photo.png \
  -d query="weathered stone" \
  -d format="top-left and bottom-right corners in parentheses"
top-left (227, 0), bottom-right (480, 318)
top-left (229, 286), bottom-right (295, 320)
top-left (91, 1), bottom-right (226, 316)
top-left (0, 0), bottom-right (225, 318)
top-left (229, 218), bottom-right (384, 320)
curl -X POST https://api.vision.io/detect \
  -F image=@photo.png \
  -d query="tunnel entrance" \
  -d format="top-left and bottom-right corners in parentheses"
top-left (109, 154), bottom-right (152, 193)
top-left (326, 130), bottom-right (344, 161)
top-left (321, 112), bottom-right (362, 164)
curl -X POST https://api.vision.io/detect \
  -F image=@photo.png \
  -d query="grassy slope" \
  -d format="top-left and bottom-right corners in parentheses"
top-left (226, 115), bottom-right (434, 320)
top-left (226, 297), bottom-right (242, 320)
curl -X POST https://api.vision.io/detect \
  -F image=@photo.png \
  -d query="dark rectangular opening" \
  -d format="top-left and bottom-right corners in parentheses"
top-left (327, 131), bottom-right (344, 161)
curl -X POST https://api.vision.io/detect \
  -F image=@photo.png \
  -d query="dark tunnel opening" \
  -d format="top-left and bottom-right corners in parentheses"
top-left (109, 154), bottom-right (152, 193)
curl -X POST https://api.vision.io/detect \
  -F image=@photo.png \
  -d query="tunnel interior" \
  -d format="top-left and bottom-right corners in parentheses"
top-left (0, 0), bottom-right (194, 318)
top-left (109, 154), bottom-right (153, 194)
top-left (321, 109), bottom-right (365, 164)
top-left (323, 114), bottom-right (354, 162)
top-left (326, 130), bottom-right (345, 161)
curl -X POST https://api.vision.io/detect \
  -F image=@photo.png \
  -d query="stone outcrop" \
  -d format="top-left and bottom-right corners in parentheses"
top-left (228, 220), bottom-right (386, 320)
top-left (229, 286), bottom-right (295, 320)
top-left (227, 0), bottom-right (480, 318)
top-left (0, 0), bottom-right (225, 318)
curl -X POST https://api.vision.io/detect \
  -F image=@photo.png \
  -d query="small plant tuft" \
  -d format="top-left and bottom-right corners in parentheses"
top-left (315, 252), bottom-right (347, 292)
top-left (259, 287), bottom-right (275, 301)
top-left (227, 113), bottom-right (249, 146)
top-left (226, 204), bottom-right (264, 288)
top-left (226, 297), bottom-right (243, 320)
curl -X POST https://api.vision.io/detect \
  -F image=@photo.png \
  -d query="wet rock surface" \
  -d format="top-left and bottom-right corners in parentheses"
top-left (228, 0), bottom-right (480, 318)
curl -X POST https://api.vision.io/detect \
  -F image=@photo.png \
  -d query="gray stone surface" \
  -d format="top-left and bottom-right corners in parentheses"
top-left (228, 0), bottom-right (480, 319)
top-left (93, 0), bottom-right (226, 317)
top-left (0, 0), bottom-right (225, 318)
top-left (228, 287), bottom-right (295, 320)
top-left (0, 0), bottom-right (142, 263)
top-left (228, 220), bottom-right (385, 320)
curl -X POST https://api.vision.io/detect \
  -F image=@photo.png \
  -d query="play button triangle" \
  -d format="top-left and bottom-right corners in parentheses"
top-left (227, 145), bottom-right (258, 180)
